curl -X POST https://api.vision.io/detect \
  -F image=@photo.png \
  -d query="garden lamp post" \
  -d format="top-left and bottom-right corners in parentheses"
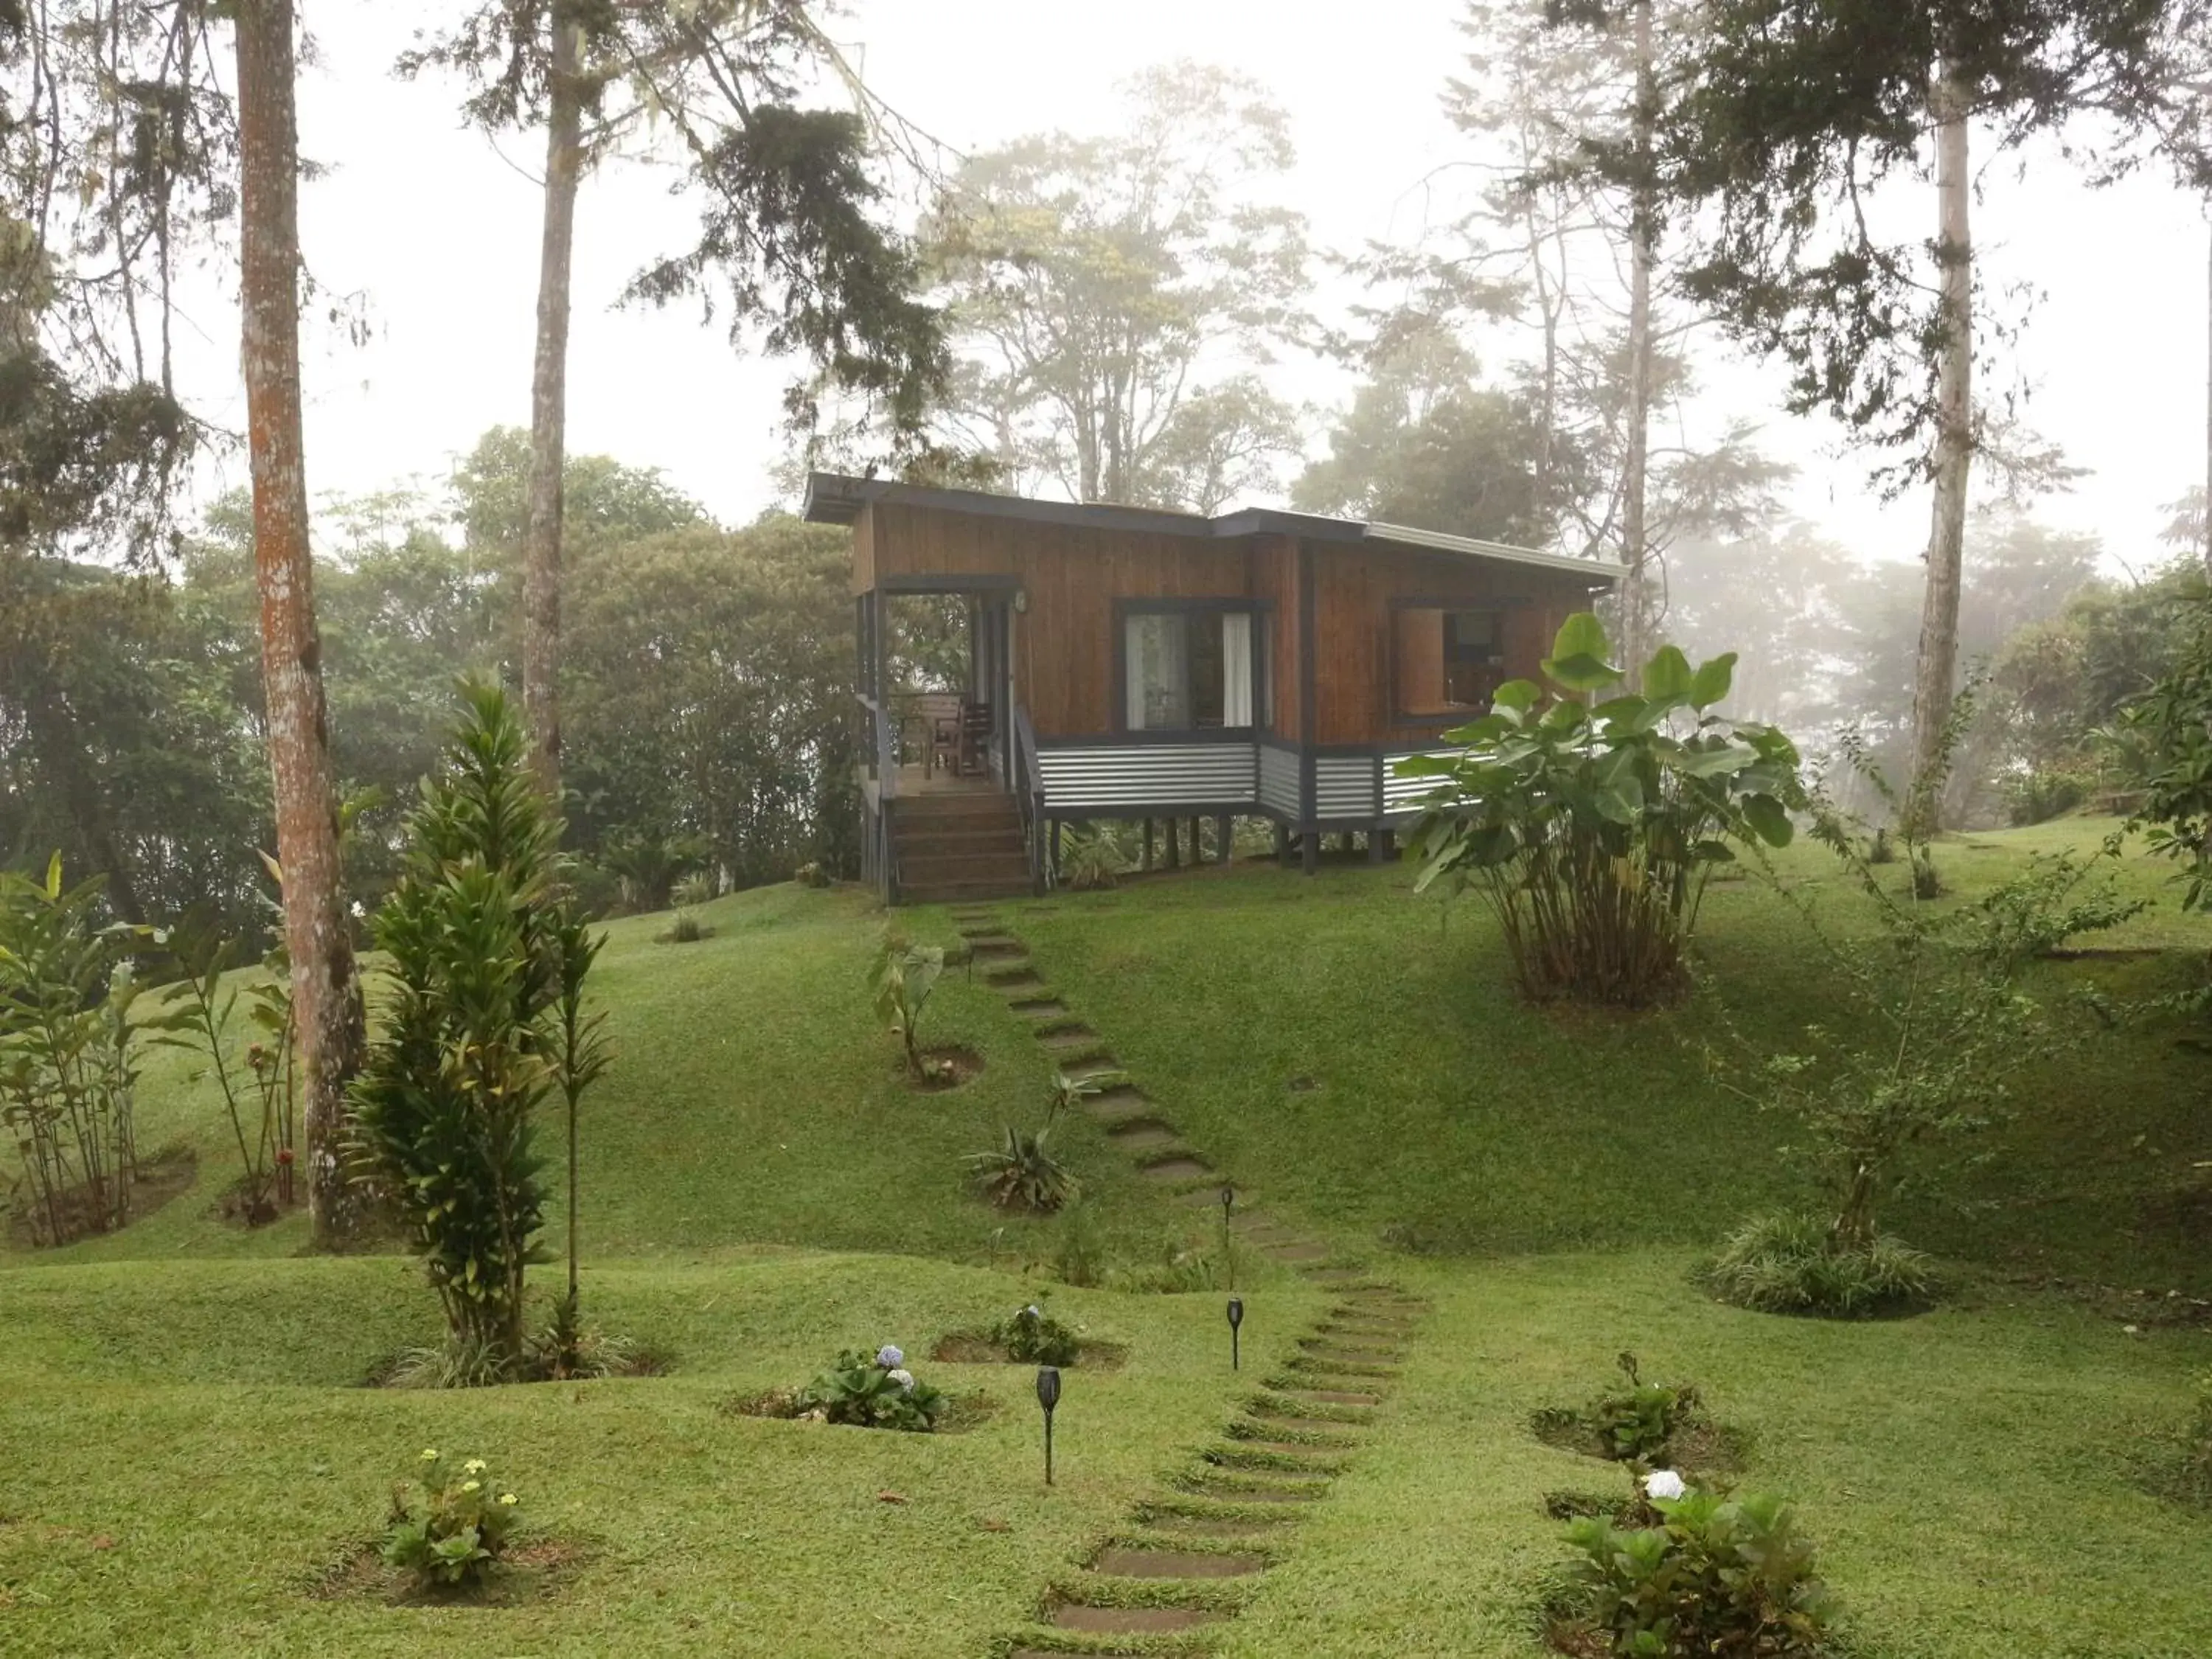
top-left (1219, 1184), bottom-right (1235, 1290)
top-left (1036, 1365), bottom-right (1062, 1485)
top-left (1226, 1296), bottom-right (1244, 1371)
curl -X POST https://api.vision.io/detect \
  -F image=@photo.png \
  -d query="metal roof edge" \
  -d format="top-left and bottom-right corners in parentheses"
top-left (1363, 520), bottom-right (1624, 582)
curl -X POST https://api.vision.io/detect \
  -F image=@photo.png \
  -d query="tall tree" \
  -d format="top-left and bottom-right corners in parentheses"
top-left (921, 63), bottom-right (1310, 510)
top-left (1632, 0), bottom-right (2187, 827)
top-left (404, 1), bottom-right (944, 808)
top-left (234, 0), bottom-right (364, 1245)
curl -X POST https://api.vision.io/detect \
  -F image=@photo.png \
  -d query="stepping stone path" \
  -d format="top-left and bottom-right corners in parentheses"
top-left (945, 903), bottom-right (1433, 1658)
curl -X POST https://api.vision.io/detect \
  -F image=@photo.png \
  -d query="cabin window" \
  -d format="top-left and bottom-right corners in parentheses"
top-left (1394, 606), bottom-right (1504, 720)
top-left (1123, 608), bottom-right (1259, 732)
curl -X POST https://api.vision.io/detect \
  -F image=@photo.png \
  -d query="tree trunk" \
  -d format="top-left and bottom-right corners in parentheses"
top-left (524, 4), bottom-right (585, 805)
top-left (234, 0), bottom-right (366, 1249)
top-left (1907, 60), bottom-right (1974, 833)
top-left (2203, 209), bottom-right (2210, 578)
top-left (1618, 0), bottom-right (1657, 682)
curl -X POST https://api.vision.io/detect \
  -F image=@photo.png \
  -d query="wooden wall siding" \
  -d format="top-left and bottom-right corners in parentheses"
top-left (869, 501), bottom-right (1252, 737)
top-left (1037, 742), bottom-right (1257, 810)
top-left (1245, 535), bottom-right (1300, 734)
top-left (1310, 546), bottom-right (1603, 745)
top-left (1257, 740), bottom-right (1301, 817)
top-left (850, 504), bottom-right (877, 596)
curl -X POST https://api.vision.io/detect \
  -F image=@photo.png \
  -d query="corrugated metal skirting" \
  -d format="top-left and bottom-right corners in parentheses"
top-left (1313, 754), bottom-right (1380, 821)
top-left (1257, 742), bottom-right (1301, 817)
top-left (1037, 743), bottom-right (1258, 810)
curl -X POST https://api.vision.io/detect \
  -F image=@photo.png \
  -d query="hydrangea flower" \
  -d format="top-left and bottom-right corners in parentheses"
top-left (1024, 1305), bottom-right (1041, 1319)
top-left (877, 1344), bottom-right (904, 1368)
top-left (498, 1493), bottom-right (518, 1507)
top-left (420, 1449), bottom-right (439, 1463)
top-left (462, 1458), bottom-right (487, 1475)
top-left (1644, 1470), bottom-right (1688, 1502)
top-left (887, 1368), bottom-right (916, 1391)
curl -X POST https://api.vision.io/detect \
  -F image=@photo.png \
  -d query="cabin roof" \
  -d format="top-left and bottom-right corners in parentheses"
top-left (801, 472), bottom-right (1621, 585)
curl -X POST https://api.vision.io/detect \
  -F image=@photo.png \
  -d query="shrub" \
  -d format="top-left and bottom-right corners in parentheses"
top-left (1536, 1352), bottom-right (1702, 1466)
top-left (794, 860), bottom-right (831, 888)
top-left (0, 855), bottom-right (147, 1245)
top-left (1401, 613), bottom-right (1803, 1008)
top-left (970, 1069), bottom-right (1093, 1213)
top-left (2005, 766), bottom-right (2091, 827)
top-left (150, 905), bottom-right (298, 1223)
top-left (658, 908), bottom-right (711, 945)
top-left (1552, 1483), bottom-right (1835, 1658)
top-left (381, 1450), bottom-right (523, 1590)
top-left (992, 1301), bottom-right (1081, 1366)
top-left (794, 1344), bottom-right (945, 1431)
top-left (1704, 1211), bottom-right (1936, 1318)
top-left (349, 685), bottom-right (608, 1371)
top-left (872, 931), bottom-right (945, 1079)
top-left (1059, 826), bottom-right (1124, 891)
top-left (671, 872), bottom-right (714, 908)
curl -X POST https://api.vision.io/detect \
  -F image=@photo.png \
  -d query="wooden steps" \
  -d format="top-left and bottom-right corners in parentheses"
top-left (891, 793), bottom-right (1032, 904)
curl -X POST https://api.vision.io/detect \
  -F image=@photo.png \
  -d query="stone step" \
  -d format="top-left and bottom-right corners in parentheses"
top-left (1208, 1441), bottom-right (1350, 1470)
top-left (1285, 1354), bottom-right (1400, 1381)
top-left (1081, 1085), bottom-right (1154, 1121)
top-left (1049, 1604), bottom-right (1224, 1634)
top-left (1037, 1024), bottom-right (1107, 1051)
top-left (1104, 1118), bottom-right (1181, 1150)
top-left (1006, 995), bottom-right (1068, 1018)
top-left (1260, 1239), bottom-right (1331, 1262)
top-left (1089, 1547), bottom-right (1265, 1579)
top-left (1178, 1478), bottom-right (1326, 1504)
top-left (988, 968), bottom-right (1047, 992)
top-left (1140, 1154), bottom-right (1212, 1183)
top-left (1175, 1183), bottom-right (1239, 1208)
top-left (1139, 1512), bottom-right (1291, 1540)
top-left (1273, 1386), bottom-right (1382, 1408)
top-left (964, 937), bottom-right (1029, 959)
top-left (1228, 1416), bottom-right (1366, 1444)
top-left (1300, 1340), bottom-right (1405, 1366)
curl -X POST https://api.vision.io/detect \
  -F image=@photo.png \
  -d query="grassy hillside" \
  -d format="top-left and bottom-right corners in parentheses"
top-left (2, 815), bottom-right (2208, 1657)
top-left (1009, 818), bottom-right (2212, 1293)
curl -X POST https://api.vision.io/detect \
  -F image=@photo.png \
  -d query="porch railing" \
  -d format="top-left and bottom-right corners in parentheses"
top-left (1012, 706), bottom-right (1048, 894)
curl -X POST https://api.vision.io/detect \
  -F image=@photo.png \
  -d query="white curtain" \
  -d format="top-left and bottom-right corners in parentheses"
top-left (1126, 613), bottom-right (1189, 730)
top-left (1222, 611), bottom-right (1253, 728)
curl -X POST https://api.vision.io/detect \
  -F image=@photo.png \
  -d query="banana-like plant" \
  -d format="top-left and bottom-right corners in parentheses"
top-left (1399, 612), bottom-right (1804, 1007)
top-left (871, 932), bottom-right (945, 1079)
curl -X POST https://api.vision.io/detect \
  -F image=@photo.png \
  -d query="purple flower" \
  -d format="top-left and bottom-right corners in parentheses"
top-left (876, 1344), bottom-right (904, 1369)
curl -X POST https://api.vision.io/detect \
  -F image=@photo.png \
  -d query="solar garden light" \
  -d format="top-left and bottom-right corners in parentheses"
top-left (1226, 1295), bottom-right (1244, 1371)
top-left (1218, 1184), bottom-right (1236, 1290)
top-left (1035, 1365), bottom-right (1062, 1485)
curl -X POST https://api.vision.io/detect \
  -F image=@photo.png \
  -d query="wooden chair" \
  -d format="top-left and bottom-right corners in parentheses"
top-left (958, 700), bottom-right (993, 776)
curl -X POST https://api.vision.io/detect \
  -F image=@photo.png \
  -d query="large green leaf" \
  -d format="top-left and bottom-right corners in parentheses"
top-left (1542, 612), bottom-right (1622, 694)
top-left (1688, 653), bottom-right (1738, 711)
top-left (1742, 793), bottom-right (1795, 847)
top-left (1643, 644), bottom-right (1694, 703)
top-left (1492, 678), bottom-right (1543, 714)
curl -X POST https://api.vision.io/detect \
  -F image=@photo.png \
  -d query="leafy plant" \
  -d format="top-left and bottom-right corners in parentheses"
top-left (1719, 740), bottom-right (2143, 1265)
top-left (1552, 1481), bottom-right (1835, 1658)
top-left (970, 1069), bottom-right (1096, 1213)
top-left (793, 860), bottom-right (831, 888)
top-left (380, 1449), bottom-right (522, 1590)
top-left (872, 931), bottom-right (945, 1079)
top-left (1058, 826), bottom-right (1124, 891)
top-left (658, 908), bottom-right (712, 945)
top-left (349, 684), bottom-right (608, 1373)
top-left (793, 1344), bottom-right (945, 1432)
top-left (1401, 613), bottom-right (1803, 1007)
top-left (0, 855), bottom-right (147, 1245)
top-left (1051, 1199), bottom-right (1107, 1287)
top-left (1704, 1211), bottom-right (1936, 1319)
top-left (991, 1300), bottom-right (1080, 1366)
top-left (671, 871), bottom-right (714, 908)
top-left (602, 830), bottom-right (707, 912)
top-left (147, 905), bottom-right (298, 1224)
top-left (1536, 1352), bottom-right (1703, 1467)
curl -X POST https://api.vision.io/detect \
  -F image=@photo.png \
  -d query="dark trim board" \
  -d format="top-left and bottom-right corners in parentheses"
top-left (876, 572), bottom-right (1025, 594)
top-left (1037, 727), bottom-right (1257, 750)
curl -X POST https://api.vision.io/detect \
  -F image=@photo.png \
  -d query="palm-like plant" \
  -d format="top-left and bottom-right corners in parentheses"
top-left (872, 932), bottom-right (945, 1077)
top-left (969, 1069), bottom-right (1107, 1214)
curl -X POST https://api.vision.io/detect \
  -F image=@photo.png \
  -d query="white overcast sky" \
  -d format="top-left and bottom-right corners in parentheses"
top-left (170, 0), bottom-right (2210, 572)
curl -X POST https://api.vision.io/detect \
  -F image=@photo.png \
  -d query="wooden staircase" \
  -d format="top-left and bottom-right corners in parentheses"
top-left (891, 791), bottom-right (1034, 905)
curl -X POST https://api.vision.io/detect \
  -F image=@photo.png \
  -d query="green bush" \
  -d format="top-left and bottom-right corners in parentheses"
top-left (991, 1301), bottom-right (1080, 1366)
top-left (2004, 766), bottom-right (2091, 827)
top-left (349, 684), bottom-right (606, 1371)
top-left (380, 1449), bottom-right (522, 1590)
top-left (658, 908), bottom-right (711, 945)
top-left (1554, 1484), bottom-right (1835, 1658)
top-left (0, 855), bottom-right (147, 1245)
top-left (794, 1344), bottom-right (945, 1432)
top-left (1058, 826), bottom-right (1124, 891)
top-left (1705, 1211), bottom-right (1935, 1318)
top-left (1401, 613), bottom-right (1803, 1008)
top-left (1535, 1352), bottom-right (1701, 1465)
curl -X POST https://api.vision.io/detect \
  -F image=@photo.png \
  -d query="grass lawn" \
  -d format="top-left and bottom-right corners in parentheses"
top-left (2, 815), bottom-right (2208, 1655)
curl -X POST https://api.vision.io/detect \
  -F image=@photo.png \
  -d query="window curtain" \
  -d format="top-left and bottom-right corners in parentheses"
top-left (1222, 611), bottom-right (1253, 728)
top-left (1125, 613), bottom-right (1189, 730)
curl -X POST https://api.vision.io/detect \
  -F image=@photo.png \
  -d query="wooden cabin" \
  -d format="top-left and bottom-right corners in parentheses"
top-left (804, 473), bottom-right (1620, 904)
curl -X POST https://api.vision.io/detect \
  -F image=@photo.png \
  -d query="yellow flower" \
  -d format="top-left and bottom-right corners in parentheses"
top-left (462, 1458), bottom-right (487, 1475)
top-left (420, 1449), bottom-right (439, 1462)
top-left (498, 1493), bottom-right (518, 1506)
top-left (462, 1480), bottom-right (481, 1493)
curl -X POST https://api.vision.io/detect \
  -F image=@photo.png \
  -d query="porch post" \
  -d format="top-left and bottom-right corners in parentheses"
top-left (1142, 818), bottom-right (1155, 871)
top-left (1216, 813), bottom-right (1232, 864)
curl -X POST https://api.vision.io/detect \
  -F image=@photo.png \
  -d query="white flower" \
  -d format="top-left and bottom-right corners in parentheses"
top-left (1644, 1470), bottom-right (1688, 1502)
top-left (887, 1368), bottom-right (915, 1391)
top-left (876, 1345), bottom-right (904, 1368)
top-left (1025, 1305), bottom-right (1041, 1318)
top-left (462, 1458), bottom-right (487, 1475)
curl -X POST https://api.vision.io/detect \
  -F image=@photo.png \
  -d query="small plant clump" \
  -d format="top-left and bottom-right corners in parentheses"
top-left (1548, 1472), bottom-right (1836, 1658)
top-left (1058, 825), bottom-right (1124, 891)
top-left (1705, 1211), bottom-right (1936, 1318)
top-left (380, 1450), bottom-right (522, 1591)
top-left (970, 1069), bottom-right (1095, 1213)
top-left (991, 1301), bottom-right (1081, 1366)
top-left (658, 908), bottom-right (712, 945)
top-left (793, 1343), bottom-right (945, 1432)
top-left (872, 930), bottom-right (946, 1080)
top-left (1535, 1352), bottom-right (1703, 1466)
top-left (793, 860), bottom-right (831, 888)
